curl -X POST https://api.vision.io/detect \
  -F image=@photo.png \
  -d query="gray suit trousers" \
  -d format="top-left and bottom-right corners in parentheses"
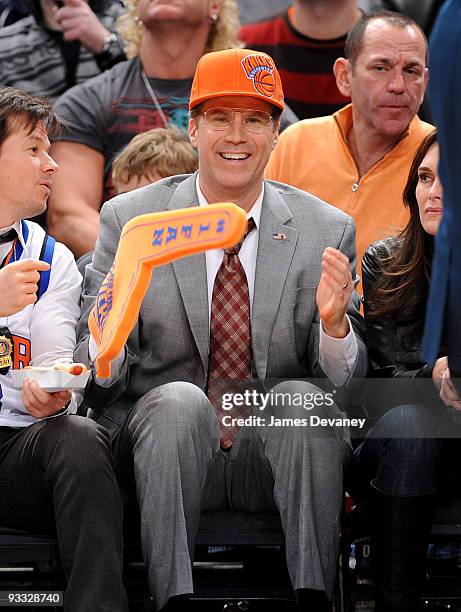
top-left (120, 380), bottom-right (351, 610)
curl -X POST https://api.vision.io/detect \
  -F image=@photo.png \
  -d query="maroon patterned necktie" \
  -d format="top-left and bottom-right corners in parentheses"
top-left (207, 217), bottom-right (256, 449)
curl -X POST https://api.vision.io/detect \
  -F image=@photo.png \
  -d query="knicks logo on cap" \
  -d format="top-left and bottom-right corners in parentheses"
top-left (241, 54), bottom-right (276, 98)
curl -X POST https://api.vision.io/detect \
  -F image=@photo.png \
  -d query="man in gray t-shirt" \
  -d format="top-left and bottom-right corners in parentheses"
top-left (53, 58), bottom-right (192, 204)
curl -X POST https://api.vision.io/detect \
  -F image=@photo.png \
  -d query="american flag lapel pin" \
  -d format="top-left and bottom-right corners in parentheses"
top-left (272, 231), bottom-right (287, 241)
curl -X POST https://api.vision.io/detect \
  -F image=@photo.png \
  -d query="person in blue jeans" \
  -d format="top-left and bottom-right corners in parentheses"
top-left (355, 130), bottom-right (461, 611)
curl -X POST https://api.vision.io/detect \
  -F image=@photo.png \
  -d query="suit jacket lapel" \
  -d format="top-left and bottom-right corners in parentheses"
top-left (252, 182), bottom-right (298, 379)
top-left (165, 176), bottom-right (298, 380)
top-left (168, 174), bottom-right (209, 375)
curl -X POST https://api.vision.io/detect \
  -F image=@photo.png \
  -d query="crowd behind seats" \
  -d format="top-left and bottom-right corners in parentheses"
top-left (47, 0), bottom-right (241, 257)
top-left (0, 0), bottom-right (126, 102)
top-left (239, 0), bottom-right (393, 121)
top-left (238, 0), bottom-right (443, 122)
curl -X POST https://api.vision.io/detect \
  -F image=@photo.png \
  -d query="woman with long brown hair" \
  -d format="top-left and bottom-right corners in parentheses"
top-left (355, 130), bottom-right (461, 611)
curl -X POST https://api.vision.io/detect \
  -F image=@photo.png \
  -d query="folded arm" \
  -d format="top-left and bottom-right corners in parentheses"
top-left (48, 142), bottom-right (104, 258)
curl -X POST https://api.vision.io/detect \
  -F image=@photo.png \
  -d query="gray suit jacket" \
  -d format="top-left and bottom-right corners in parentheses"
top-left (75, 173), bottom-right (367, 436)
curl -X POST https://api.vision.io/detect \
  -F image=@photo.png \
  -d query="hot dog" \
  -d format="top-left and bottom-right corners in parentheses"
top-left (53, 363), bottom-right (88, 375)
top-left (24, 363), bottom-right (88, 375)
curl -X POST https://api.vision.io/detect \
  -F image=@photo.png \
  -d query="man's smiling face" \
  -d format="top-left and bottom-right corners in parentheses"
top-left (189, 95), bottom-right (279, 209)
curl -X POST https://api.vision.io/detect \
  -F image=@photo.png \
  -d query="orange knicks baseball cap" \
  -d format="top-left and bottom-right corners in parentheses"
top-left (189, 48), bottom-right (284, 111)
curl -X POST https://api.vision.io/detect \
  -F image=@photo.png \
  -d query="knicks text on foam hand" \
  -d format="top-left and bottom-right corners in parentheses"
top-left (89, 204), bottom-right (247, 378)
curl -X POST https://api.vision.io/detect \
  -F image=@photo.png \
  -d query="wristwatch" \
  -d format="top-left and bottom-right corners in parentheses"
top-left (95, 32), bottom-right (126, 71)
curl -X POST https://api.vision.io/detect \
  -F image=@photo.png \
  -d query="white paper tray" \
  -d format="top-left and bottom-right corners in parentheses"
top-left (10, 368), bottom-right (91, 392)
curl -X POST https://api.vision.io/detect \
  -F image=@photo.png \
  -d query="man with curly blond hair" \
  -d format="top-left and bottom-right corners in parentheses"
top-left (49, 0), bottom-right (241, 258)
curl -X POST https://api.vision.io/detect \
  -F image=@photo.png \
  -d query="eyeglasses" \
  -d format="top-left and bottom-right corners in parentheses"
top-left (199, 107), bottom-right (274, 133)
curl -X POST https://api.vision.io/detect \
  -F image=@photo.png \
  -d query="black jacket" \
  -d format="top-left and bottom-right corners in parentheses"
top-left (361, 239), bottom-right (440, 416)
top-left (362, 239), bottom-right (434, 379)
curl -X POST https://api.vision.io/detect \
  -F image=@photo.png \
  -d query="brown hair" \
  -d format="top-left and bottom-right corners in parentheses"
top-left (111, 127), bottom-right (198, 191)
top-left (0, 87), bottom-right (60, 145)
top-left (345, 11), bottom-right (428, 70)
top-left (366, 130), bottom-right (437, 322)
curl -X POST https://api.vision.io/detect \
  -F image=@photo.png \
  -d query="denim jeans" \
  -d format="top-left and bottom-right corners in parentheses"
top-left (354, 404), bottom-right (445, 497)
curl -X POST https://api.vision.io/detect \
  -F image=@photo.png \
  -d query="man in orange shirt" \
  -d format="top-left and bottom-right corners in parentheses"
top-left (266, 11), bottom-right (433, 287)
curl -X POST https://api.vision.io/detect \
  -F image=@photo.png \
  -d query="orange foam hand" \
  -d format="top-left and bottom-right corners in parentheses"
top-left (89, 203), bottom-right (247, 378)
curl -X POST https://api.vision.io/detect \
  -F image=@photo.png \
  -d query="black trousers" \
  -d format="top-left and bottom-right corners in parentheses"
top-left (0, 415), bottom-right (128, 611)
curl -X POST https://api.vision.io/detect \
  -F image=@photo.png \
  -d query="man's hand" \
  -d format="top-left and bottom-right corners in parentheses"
top-left (54, 0), bottom-right (111, 54)
top-left (316, 247), bottom-right (353, 338)
top-left (22, 377), bottom-right (71, 419)
top-left (0, 259), bottom-right (50, 317)
top-left (440, 367), bottom-right (461, 412)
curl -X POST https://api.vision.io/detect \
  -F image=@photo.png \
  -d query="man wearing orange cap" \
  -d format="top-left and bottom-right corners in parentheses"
top-left (75, 48), bottom-right (367, 611)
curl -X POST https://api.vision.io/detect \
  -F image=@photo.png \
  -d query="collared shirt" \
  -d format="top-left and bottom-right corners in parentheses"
top-left (0, 220), bottom-right (82, 428)
top-left (0, 221), bottom-right (20, 260)
top-left (196, 176), bottom-right (263, 323)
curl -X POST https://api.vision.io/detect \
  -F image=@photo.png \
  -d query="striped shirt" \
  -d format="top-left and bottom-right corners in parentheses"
top-left (0, 2), bottom-right (124, 103)
top-left (240, 8), bottom-right (351, 120)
